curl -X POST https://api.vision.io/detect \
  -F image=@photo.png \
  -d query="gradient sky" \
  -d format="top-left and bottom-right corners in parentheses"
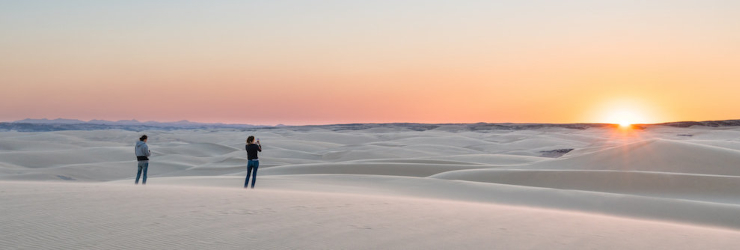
top-left (1, 0), bottom-right (738, 125)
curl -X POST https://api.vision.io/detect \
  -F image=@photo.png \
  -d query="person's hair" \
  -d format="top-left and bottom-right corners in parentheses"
top-left (140, 135), bottom-right (148, 141)
top-left (247, 135), bottom-right (255, 144)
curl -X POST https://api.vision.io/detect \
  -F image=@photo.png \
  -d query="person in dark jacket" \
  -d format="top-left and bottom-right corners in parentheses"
top-left (134, 135), bottom-right (151, 185)
top-left (244, 135), bottom-right (262, 189)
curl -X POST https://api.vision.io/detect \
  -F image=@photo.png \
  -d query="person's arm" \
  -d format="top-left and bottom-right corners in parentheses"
top-left (257, 142), bottom-right (262, 152)
top-left (145, 144), bottom-right (151, 157)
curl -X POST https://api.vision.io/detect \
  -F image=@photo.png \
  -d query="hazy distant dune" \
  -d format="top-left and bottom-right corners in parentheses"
top-left (423, 154), bottom-right (545, 165)
top-left (260, 147), bottom-right (324, 161)
top-left (392, 134), bottom-right (494, 148)
top-left (154, 142), bottom-right (240, 158)
top-left (263, 140), bottom-right (344, 152)
top-left (400, 144), bottom-right (485, 155)
top-left (0, 147), bottom-right (132, 168)
top-left (0, 139), bottom-right (83, 151)
top-left (287, 131), bottom-right (381, 145)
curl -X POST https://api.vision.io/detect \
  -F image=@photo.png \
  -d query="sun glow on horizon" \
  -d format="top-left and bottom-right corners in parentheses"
top-left (587, 98), bottom-right (665, 127)
top-left (605, 109), bottom-right (646, 127)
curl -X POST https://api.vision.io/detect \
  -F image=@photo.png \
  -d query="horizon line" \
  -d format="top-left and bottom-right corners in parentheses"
top-left (4, 117), bottom-right (740, 127)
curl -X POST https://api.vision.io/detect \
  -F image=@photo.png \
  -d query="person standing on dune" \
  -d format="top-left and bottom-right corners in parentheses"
top-left (244, 135), bottom-right (262, 189)
top-left (134, 135), bottom-right (151, 185)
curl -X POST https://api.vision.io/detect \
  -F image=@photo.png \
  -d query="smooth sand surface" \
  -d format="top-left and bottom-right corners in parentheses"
top-left (4, 181), bottom-right (740, 250)
top-left (2, 125), bottom-right (740, 249)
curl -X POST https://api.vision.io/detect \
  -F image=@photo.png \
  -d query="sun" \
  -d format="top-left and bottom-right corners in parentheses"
top-left (589, 98), bottom-right (660, 129)
top-left (604, 109), bottom-right (645, 128)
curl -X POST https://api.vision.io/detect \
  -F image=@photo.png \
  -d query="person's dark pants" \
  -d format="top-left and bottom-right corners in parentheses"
top-left (136, 161), bottom-right (148, 185)
top-left (245, 160), bottom-right (259, 188)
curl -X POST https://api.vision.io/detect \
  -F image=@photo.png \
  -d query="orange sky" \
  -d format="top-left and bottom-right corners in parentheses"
top-left (1, 1), bottom-right (738, 125)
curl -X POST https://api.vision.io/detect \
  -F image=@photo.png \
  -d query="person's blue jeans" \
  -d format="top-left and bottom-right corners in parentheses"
top-left (245, 160), bottom-right (259, 188)
top-left (136, 161), bottom-right (148, 185)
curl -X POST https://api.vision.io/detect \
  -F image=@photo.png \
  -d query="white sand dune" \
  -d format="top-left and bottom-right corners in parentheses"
top-left (128, 174), bottom-right (740, 230)
top-left (0, 161), bottom-right (194, 182)
top-left (4, 181), bottom-right (740, 250)
top-left (516, 138), bottom-right (740, 175)
top-left (689, 140), bottom-right (740, 151)
top-left (2, 125), bottom-right (740, 248)
top-left (154, 142), bottom-right (240, 157)
top-left (431, 154), bottom-right (545, 165)
top-left (351, 158), bottom-right (485, 165)
top-left (432, 169), bottom-right (740, 204)
top-left (154, 154), bottom-right (213, 166)
top-left (318, 146), bottom-right (438, 162)
top-left (260, 162), bottom-right (491, 177)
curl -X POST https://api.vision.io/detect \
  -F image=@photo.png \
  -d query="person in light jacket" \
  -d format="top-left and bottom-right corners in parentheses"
top-left (134, 135), bottom-right (151, 185)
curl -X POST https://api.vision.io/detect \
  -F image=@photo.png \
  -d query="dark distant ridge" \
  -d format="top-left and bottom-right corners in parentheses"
top-left (14, 118), bottom-right (87, 124)
top-left (288, 122), bottom-right (611, 132)
top-left (1, 118), bottom-right (262, 132)
top-left (11, 118), bottom-right (250, 127)
top-left (654, 120), bottom-right (740, 128)
top-left (1, 119), bottom-right (739, 132)
top-left (287, 119), bottom-right (740, 131)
